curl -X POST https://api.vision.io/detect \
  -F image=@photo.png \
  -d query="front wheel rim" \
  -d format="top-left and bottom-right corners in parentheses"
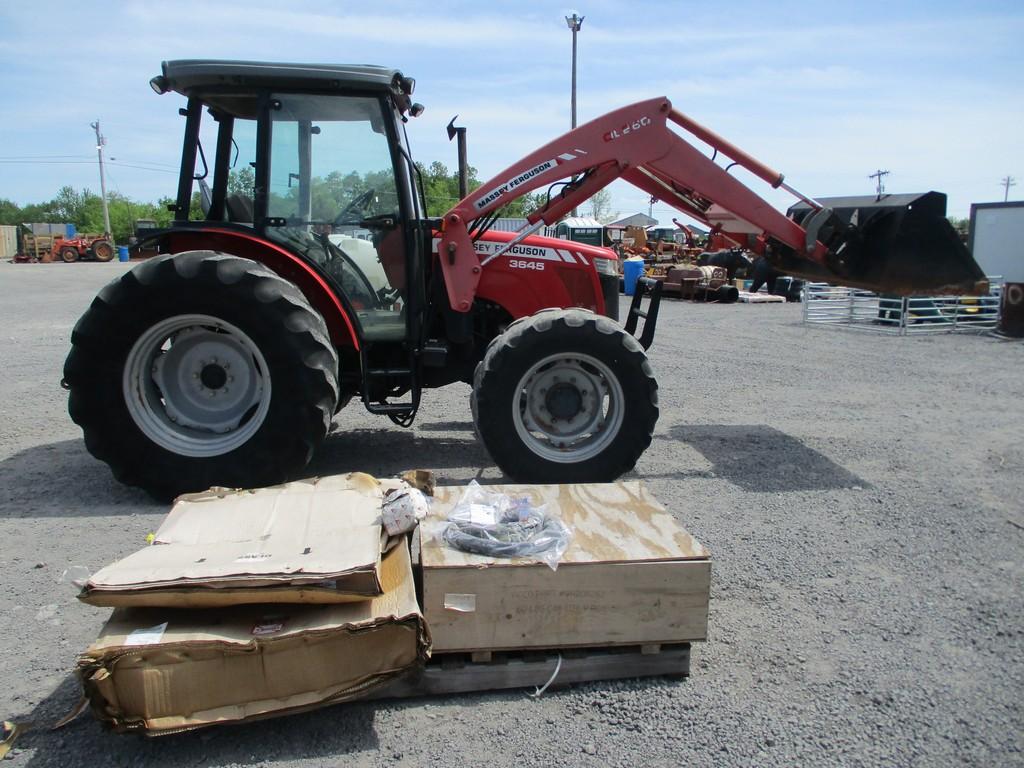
top-left (512, 352), bottom-right (625, 463)
top-left (122, 314), bottom-right (272, 457)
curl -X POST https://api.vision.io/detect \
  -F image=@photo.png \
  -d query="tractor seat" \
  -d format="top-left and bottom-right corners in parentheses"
top-left (225, 194), bottom-right (254, 224)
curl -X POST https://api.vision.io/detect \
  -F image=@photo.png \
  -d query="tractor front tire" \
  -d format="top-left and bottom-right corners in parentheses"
top-left (64, 252), bottom-right (339, 499)
top-left (90, 240), bottom-right (115, 262)
top-left (472, 309), bottom-right (658, 483)
top-left (60, 247), bottom-right (79, 263)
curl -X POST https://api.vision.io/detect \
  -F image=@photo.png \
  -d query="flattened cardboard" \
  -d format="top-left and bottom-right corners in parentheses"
top-left (420, 481), bottom-right (711, 652)
top-left (78, 544), bottom-right (429, 734)
top-left (80, 473), bottom-right (404, 608)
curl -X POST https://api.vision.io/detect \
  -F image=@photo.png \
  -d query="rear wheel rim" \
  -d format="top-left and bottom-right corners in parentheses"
top-left (512, 352), bottom-right (625, 463)
top-left (122, 314), bottom-right (272, 457)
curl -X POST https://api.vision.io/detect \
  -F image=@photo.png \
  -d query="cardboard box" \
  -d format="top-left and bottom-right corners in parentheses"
top-left (420, 481), bottom-right (710, 653)
top-left (80, 473), bottom-right (407, 608)
top-left (78, 544), bottom-right (429, 734)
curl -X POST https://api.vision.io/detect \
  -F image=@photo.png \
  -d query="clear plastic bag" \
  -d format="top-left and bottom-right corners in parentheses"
top-left (441, 481), bottom-right (572, 570)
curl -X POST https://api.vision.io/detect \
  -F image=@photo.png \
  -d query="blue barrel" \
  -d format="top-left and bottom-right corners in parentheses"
top-left (65, 223), bottom-right (77, 237)
top-left (117, 246), bottom-right (130, 262)
top-left (623, 258), bottom-right (645, 296)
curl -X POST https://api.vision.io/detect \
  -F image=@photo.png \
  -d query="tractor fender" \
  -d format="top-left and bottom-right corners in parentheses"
top-left (147, 227), bottom-right (359, 349)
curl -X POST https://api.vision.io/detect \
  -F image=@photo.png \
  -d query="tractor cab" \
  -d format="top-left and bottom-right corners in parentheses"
top-left (152, 61), bottom-right (423, 347)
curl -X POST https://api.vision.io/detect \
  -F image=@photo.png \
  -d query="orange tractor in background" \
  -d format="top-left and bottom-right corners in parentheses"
top-left (17, 231), bottom-right (114, 263)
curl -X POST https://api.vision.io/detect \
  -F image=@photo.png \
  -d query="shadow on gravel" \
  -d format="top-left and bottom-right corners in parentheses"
top-left (667, 424), bottom-right (868, 492)
top-left (14, 675), bottom-right (383, 768)
top-left (0, 429), bottom-right (496, 518)
top-left (0, 440), bottom-right (157, 518)
top-left (15, 677), bottom-right (590, 767)
top-left (414, 420), bottom-right (475, 432)
top-left (311, 428), bottom-right (491, 480)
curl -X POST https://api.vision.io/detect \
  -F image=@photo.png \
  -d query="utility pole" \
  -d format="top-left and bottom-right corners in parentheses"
top-left (566, 12), bottom-right (584, 216)
top-left (91, 121), bottom-right (112, 240)
top-left (1001, 175), bottom-right (1017, 202)
top-left (869, 169), bottom-right (889, 200)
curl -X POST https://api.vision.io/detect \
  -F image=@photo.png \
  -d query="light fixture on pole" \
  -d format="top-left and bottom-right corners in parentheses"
top-left (565, 12), bottom-right (584, 216)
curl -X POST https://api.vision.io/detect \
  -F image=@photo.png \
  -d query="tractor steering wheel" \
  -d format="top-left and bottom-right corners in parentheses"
top-left (333, 189), bottom-right (377, 227)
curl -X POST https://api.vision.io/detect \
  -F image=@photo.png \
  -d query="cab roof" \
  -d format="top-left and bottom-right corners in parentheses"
top-left (153, 60), bottom-right (414, 116)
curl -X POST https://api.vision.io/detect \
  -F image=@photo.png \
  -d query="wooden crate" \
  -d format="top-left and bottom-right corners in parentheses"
top-left (419, 481), bottom-right (711, 654)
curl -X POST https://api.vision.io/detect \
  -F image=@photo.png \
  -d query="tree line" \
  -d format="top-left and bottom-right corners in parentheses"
top-left (0, 162), bottom-right (567, 245)
top-left (0, 187), bottom-right (176, 242)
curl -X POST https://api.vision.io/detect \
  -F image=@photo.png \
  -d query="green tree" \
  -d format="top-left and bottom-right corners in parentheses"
top-left (227, 166), bottom-right (255, 197)
top-left (414, 161), bottom-right (548, 219)
top-left (416, 161), bottom-right (477, 215)
top-left (0, 199), bottom-right (21, 226)
top-left (588, 188), bottom-right (618, 223)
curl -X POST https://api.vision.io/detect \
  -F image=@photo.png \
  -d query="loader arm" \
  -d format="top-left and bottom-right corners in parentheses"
top-left (438, 97), bottom-right (986, 312)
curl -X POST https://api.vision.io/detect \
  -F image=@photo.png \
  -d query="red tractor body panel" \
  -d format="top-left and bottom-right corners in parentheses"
top-left (449, 230), bottom-right (612, 317)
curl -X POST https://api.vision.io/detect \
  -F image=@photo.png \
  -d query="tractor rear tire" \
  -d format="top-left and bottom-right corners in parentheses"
top-left (60, 247), bottom-right (79, 263)
top-left (472, 308), bottom-right (658, 483)
top-left (64, 251), bottom-right (339, 499)
top-left (91, 240), bottom-right (115, 262)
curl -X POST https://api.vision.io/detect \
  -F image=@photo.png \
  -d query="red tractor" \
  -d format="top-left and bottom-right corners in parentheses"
top-left (64, 60), bottom-right (985, 498)
top-left (58, 235), bottom-right (115, 263)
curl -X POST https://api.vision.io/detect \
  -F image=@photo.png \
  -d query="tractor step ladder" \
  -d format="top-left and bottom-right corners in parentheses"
top-left (359, 344), bottom-right (420, 417)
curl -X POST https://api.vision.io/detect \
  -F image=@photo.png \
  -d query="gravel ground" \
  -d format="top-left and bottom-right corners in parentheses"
top-left (1, 260), bottom-right (1022, 767)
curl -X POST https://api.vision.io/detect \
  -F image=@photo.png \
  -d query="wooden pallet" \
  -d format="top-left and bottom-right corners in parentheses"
top-left (367, 643), bottom-right (690, 701)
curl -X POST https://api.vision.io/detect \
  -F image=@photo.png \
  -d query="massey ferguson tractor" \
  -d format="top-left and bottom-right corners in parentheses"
top-left (63, 60), bottom-right (986, 498)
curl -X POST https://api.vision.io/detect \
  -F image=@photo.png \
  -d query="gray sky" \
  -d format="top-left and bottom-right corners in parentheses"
top-left (1, 0), bottom-right (1021, 221)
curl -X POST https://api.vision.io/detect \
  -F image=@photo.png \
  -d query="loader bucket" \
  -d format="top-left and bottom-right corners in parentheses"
top-left (785, 192), bottom-right (988, 296)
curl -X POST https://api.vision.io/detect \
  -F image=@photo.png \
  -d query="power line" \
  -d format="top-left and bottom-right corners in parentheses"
top-left (109, 156), bottom-right (180, 170)
top-left (0, 158), bottom-right (178, 174)
top-left (0, 159), bottom-right (97, 165)
top-left (0, 154), bottom-right (94, 160)
top-left (108, 161), bottom-right (178, 174)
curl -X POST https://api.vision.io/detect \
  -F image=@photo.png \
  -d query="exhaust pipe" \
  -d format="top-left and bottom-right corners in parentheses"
top-left (784, 192), bottom-right (987, 296)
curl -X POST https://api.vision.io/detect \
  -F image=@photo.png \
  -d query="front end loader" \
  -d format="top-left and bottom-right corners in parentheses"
top-left (63, 60), bottom-right (985, 498)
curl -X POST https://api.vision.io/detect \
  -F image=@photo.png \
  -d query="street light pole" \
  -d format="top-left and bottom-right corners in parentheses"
top-left (566, 12), bottom-right (584, 217)
top-left (91, 120), bottom-right (112, 240)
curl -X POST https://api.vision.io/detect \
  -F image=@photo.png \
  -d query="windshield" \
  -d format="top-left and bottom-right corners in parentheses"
top-left (267, 93), bottom-right (400, 226)
top-left (264, 93), bottom-right (408, 341)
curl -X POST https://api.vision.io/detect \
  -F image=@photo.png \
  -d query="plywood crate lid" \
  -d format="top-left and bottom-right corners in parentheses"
top-left (421, 481), bottom-right (708, 568)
